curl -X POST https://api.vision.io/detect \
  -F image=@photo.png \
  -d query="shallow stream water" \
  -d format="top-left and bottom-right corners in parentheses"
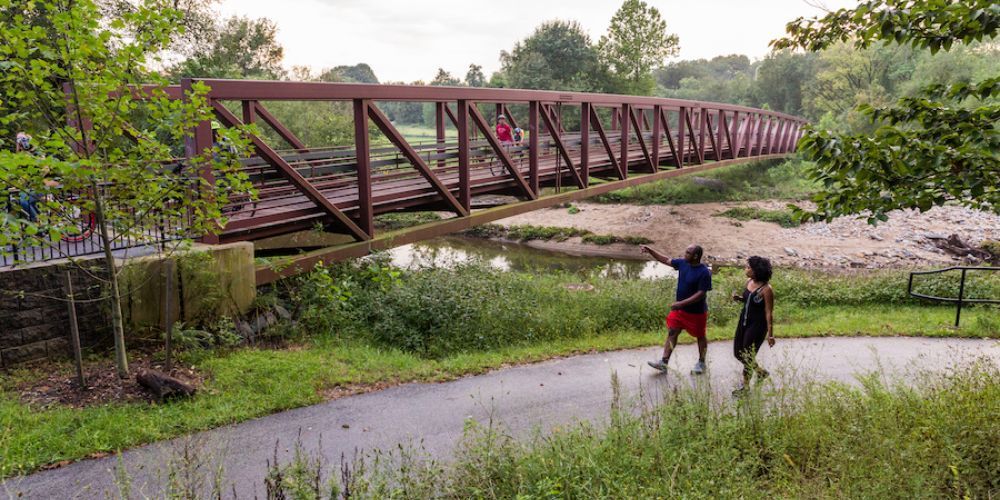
top-left (388, 236), bottom-right (678, 280)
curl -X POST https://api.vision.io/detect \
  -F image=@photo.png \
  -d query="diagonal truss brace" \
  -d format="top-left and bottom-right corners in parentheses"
top-left (366, 103), bottom-right (469, 217)
top-left (627, 107), bottom-right (656, 173)
top-left (211, 101), bottom-right (370, 241)
top-left (538, 105), bottom-right (586, 189)
top-left (467, 105), bottom-right (536, 200)
top-left (589, 106), bottom-right (625, 180)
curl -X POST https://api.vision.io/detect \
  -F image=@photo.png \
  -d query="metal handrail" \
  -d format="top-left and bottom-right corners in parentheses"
top-left (908, 266), bottom-right (1000, 326)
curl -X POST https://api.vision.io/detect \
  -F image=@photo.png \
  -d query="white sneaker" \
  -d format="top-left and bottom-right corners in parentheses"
top-left (690, 360), bottom-right (706, 375)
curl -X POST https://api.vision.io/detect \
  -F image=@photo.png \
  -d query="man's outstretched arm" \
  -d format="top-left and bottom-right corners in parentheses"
top-left (640, 245), bottom-right (674, 266)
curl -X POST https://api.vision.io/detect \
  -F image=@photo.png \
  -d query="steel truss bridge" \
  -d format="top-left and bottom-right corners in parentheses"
top-left (167, 79), bottom-right (805, 283)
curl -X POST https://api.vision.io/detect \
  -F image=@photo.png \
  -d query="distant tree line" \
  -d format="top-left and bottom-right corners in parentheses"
top-left (93, 0), bottom-right (1000, 143)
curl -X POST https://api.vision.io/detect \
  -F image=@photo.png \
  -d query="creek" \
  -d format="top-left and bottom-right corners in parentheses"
top-left (388, 236), bottom-right (678, 280)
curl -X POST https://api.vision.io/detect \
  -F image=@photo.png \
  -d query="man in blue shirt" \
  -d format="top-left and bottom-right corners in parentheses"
top-left (641, 244), bottom-right (713, 375)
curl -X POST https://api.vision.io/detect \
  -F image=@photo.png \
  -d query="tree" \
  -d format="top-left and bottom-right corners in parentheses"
top-left (430, 68), bottom-right (461, 86)
top-left (170, 16), bottom-right (285, 79)
top-left (0, 0), bottom-right (252, 377)
top-left (99, 0), bottom-right (219, 57)
top-left (465, 64), bottom-right (486, 87)
top-left (498, 20), bottom-right (606, 92)
top-left (656, 55), bottom-right (754, 105)
top-left (598, 0), bottom-right (679, 95)
top-left (773, 0), bottom-right (999, 223)
top-left (319, 63), bottom-right (379, 84)
top-left (753, 50), bottom-right (815, 116)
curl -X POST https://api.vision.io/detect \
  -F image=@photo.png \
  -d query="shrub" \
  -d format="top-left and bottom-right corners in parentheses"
top-left (594, 158), bottom-right (818, 205)
top-left (340, 366), bottom-right (1000, 498)
top-left (360, 263), bottom-right (671, 358)
top-left (715, 206), bottom-right (801, 228)
top-left (373, 211), bottom-right (442, 231)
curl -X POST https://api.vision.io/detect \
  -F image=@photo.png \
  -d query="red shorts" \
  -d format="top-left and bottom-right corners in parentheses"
top-left (666, 310), bottom-right (708, 338)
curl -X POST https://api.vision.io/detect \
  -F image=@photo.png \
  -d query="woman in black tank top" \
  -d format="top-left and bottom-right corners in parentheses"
top-left (731, 256), bottom-right (775, 393)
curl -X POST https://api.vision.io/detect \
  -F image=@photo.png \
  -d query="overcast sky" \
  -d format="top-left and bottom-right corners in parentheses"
top-left (217, 0), bottom-right (858, 83)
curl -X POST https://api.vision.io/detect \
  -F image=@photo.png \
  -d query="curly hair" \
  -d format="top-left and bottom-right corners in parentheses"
top-left (747, 255), bottom-right (773, 283)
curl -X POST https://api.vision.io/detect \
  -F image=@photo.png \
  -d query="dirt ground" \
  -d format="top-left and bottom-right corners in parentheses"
top-left (12, 355), bottom-right (204, 409)
top-left (496, 200), bottom-right (1000, 269)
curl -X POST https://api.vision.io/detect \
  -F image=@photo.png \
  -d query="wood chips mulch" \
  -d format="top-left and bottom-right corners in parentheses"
top-left (10, 354), bottom-right (205, 409)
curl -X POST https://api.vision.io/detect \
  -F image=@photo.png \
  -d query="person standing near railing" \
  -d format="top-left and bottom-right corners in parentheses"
top-left (14, 132), bottom-right (56, 222)
top-left (495, 115), bottom-right (514, 146)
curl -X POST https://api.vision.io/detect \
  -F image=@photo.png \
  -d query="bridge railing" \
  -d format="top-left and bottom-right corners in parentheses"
top-left (1, 182), bottom-right (193, 267)
top-left (170, 79), bottom-right (807, 244)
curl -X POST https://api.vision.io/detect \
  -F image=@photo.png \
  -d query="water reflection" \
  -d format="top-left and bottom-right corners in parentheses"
top-left (389, 236), bottom-right (677, 280)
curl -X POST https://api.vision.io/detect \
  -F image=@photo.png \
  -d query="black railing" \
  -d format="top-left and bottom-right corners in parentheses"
top-left (908, 266), bottom-right (1000, 327)
top-left (2, 184), bottom-right (192, 268)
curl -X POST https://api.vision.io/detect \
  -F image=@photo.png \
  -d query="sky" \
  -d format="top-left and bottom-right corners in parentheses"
top-left (217, 0), bottom-right (859, 83)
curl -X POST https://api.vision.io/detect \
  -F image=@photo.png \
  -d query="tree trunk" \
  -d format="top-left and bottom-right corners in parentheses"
top-left (136, 369), bottom-right (196, 400)
top-left (94, 185), bottom-right (129, 378)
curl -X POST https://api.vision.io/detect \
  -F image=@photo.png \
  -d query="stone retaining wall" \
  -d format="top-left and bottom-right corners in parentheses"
top-left (0, 242), bottom-right (256, 368)
top-left (0, 260), bottom-right (110, 368)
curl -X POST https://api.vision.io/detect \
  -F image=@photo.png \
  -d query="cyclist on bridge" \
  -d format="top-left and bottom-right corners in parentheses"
top-left (14, 132), bottom-right (56, 222)
top-left (495, 115), bottom-right (514, 146)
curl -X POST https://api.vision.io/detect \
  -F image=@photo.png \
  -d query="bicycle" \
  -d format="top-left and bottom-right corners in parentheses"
top-left (5, 187), bottom-right (96, 243)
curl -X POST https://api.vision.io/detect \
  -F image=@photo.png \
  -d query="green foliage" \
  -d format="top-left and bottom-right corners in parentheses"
top-left (982, 240), bottom-right (1000, 259)
top-left (0, 0), bottom-right (253, 377)
top-left (430, 68), bottom-right (461, 87)
top-left (773, 0), bottom-right (1000, 54)
top-left (283, 260), bottom-right (1000, 359)
top-left (505, 224), bottom-right (590, 241)
top-left (360, 264), bottom-right (669, 358)
top-left (595, 159), bottom-right (817, 205)
top-left (171, 317), bottom-right (242, 351)
top-left (794, 77), bottom-right (999, 223)
top-left (0, 290), bottom-right (1000, 478)
top-left (462, 223), bottom-right (650, 246)
top-left (265, 438), bottom-right (339, 499)
top-left (581, 234), bottom-right (652, 246)
top-left (347, 366), bottom-right (1000, 498)
top-left (499, 20), bottom-right (609, 92)
top-left (751, 51), bottom-right (816, 116)
top-left (773, 0), bottom-right (1000, 222)
top-left (318, 63), bottom-right (379, 84)
top-left (598, 0), bottom-right (680, 95)
top-left (282, 258), bottom-right (400, 336)
top-left (715, 206), bottom-right (801, 228)
top-left (373, 211), bottom-right (442, 231)
top-left (169, 15), bottom-right (285, 79)
top-left (464, 64), bottom-right (486, 88)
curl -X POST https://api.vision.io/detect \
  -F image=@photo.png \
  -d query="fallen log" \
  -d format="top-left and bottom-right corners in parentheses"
top-left (932, 234), bottom-right (991, 260)
top-left (136, 369), bottom-right (196, 400)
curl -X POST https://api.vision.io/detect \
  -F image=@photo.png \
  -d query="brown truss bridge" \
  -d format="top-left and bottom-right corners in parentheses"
top-left (170, 79), bottom-right (805, 283)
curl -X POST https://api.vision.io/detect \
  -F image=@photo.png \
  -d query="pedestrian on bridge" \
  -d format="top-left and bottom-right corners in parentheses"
top-left (642, 244), bottom-right (713, 375)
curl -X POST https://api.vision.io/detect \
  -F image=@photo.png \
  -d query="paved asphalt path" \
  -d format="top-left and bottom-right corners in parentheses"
top-left (4, 337), bottom-right (999, 498)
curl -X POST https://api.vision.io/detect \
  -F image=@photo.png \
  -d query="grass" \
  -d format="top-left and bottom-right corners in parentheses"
top-left (373, 211), bottom-right (442, 230)
top-left (594, 157), bottom-right (818, 205)
top-left (391, 124), bottom-right (457, 143)
top-left (715, 206), bottom-right (801, 227)
top-left (1, 264), bottom-right (998, 478)
top-left (339, 365), bottom-right (1000, 498)
top-left (463, 223), bottom-right (652, 246)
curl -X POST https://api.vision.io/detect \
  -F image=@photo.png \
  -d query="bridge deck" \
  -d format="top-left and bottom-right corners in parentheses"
top-left (220, 130), bottom-right (747, 242)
